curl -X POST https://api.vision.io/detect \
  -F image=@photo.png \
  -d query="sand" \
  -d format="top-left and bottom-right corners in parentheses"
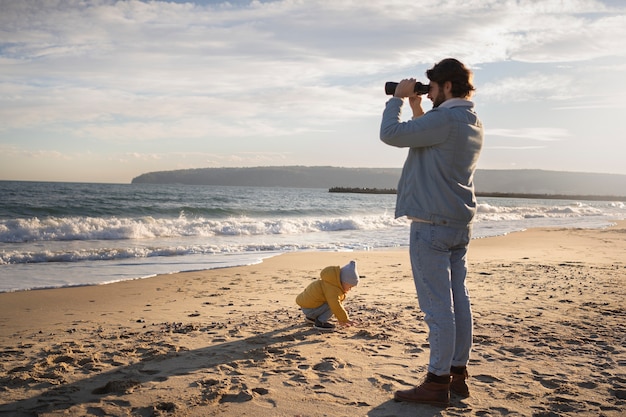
top-left (0, 222), bottom-right (625, 417)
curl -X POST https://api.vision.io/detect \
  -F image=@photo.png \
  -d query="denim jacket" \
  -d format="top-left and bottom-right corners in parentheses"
top-left (380, 97), bottom-right (483, 228)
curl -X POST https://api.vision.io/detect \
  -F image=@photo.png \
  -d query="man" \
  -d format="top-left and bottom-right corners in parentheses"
top-left (380, 58), bottom-right (484, 407)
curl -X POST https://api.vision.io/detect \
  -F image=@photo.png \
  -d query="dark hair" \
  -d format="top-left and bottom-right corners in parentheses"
top-left (426, 58), bottom-right (475, 98)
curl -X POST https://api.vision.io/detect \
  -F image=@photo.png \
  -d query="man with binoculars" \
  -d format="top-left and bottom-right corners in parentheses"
top-left (380, 58), bottom-right (484, 407)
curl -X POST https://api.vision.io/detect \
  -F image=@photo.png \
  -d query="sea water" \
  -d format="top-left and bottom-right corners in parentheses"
top-left (1, 181), bottom-right (624, 292)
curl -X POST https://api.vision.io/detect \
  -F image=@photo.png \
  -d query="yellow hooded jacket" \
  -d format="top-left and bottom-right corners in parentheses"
top-left (295, 266), bottom-right (349, 323)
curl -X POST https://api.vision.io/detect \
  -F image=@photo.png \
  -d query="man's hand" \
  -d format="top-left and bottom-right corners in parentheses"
top-left (409, 95), bottom-right (424, 118)
top-left (393, 78), bottom-right (417, 98)
top-left (394, 78), bottom-right (424, 118)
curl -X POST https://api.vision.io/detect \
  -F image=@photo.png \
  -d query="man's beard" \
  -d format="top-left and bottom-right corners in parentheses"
top-left (432, 90), bottom-right (446, 108)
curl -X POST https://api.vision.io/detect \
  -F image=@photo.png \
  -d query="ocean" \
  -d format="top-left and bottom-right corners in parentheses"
top-left (1, 181), bottom-right (624, 293)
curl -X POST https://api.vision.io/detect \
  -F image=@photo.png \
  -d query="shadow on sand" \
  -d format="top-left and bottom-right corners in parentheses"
top-left (1, 318), bottom-right (469, 416)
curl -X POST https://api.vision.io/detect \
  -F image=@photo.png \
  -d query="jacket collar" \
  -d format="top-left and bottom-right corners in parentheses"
top-left (440, 98), bottom-right (473, 109)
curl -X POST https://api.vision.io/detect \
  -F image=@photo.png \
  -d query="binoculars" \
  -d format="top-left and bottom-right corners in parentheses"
top-left (385, 81), bottom-right (430, 95)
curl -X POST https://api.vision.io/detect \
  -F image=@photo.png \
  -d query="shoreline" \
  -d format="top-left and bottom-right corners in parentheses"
top-left (0, 217), bottom-right (619, 294)
top-left (329, 186), bottom-right (626, 202)
top-left (1, 222), bottom-right (625, 416)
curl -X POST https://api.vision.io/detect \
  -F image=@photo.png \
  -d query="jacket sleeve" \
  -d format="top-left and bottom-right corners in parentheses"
top-left (380, 98), bottom-right (451, 148)
top-left (322, 283), bottom-right (349, 322)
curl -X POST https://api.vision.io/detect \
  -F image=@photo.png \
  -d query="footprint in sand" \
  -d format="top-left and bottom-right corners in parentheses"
top-left (312, 357), bottom-right (345, 372)
top-left (197, 377), bottom-right (268, 404)
top-left (92, 378), bottom-right (141, 395)
top-left (367, 376), bottom-right (394, 392)
top-left (474, 374), bottom-right (502, 384)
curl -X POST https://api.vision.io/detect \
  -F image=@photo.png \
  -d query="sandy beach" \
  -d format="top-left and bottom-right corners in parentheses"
top-left (1, 222), bottom-right (625, 417)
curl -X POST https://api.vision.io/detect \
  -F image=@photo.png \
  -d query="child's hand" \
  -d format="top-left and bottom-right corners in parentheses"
top-left (339, 320), bottom-right (356, 328)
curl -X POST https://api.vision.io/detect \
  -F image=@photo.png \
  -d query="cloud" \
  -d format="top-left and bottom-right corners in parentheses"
top-left (1, 0), bottom-right (625, 181)
top-left (479, 72), bottom-right (579, 102)
top-left (117, 149), bottom-right (292, 168)
top-left (0, 144), bottom-right (73, 160)
top-left (487, 145), bottom-right (547, 150)
top-left (487, 127), bottom-right (569, 142)
top-left (4, 1), bottom-right (622, 85)
top-left (509, 11), bottom-right (626, 63)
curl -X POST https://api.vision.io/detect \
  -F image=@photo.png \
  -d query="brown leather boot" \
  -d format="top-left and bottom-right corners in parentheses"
top-left (394, 373), bottom-right (450, 407)
top-left (450, 368), bottom-right (470, 398)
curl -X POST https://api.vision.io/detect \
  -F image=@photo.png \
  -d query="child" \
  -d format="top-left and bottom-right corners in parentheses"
top-left (295, 260), bottom-right (360, 330)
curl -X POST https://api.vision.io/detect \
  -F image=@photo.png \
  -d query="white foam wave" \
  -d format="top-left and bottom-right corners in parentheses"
top-left (475, 201), bottom-right (605, 222)
top-left (0, 215), bottom-right (407, 244)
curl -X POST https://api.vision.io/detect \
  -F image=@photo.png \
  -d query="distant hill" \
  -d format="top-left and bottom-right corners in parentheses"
top-left (132, 166), bottom-right (402, 189)
top-left (473, 169), bottom-right (626, 197)
top-left (131, 166), bottom-right (626, 198)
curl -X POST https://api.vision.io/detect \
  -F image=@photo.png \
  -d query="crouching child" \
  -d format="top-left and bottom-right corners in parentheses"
top-left (295, 260), bottom-right (360, 330)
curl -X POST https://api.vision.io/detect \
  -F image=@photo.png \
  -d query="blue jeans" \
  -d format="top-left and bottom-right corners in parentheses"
top-left (301, 303), bottom-right (333, 323)
top-left (409, 221), bottom-right (473, 376)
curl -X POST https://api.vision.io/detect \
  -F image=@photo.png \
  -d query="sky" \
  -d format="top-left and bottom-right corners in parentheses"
top-left (1, 0), bottom-right (625, 184)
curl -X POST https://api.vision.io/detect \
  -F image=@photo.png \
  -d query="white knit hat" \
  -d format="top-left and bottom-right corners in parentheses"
top-left (340, 260), bottom-right (360, 286)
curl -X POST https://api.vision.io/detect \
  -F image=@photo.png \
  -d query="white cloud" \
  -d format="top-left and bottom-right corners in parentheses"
top-left (487, 127), bottom-right (569, 141)
top-left (0, 0), bottom-right (625, 181)
top-left (0, 144), bottom-right (73, 160)
top-left (487, 145), bottom-right (547, 150)
top-left (480, 73), bottom-right (578, 102)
